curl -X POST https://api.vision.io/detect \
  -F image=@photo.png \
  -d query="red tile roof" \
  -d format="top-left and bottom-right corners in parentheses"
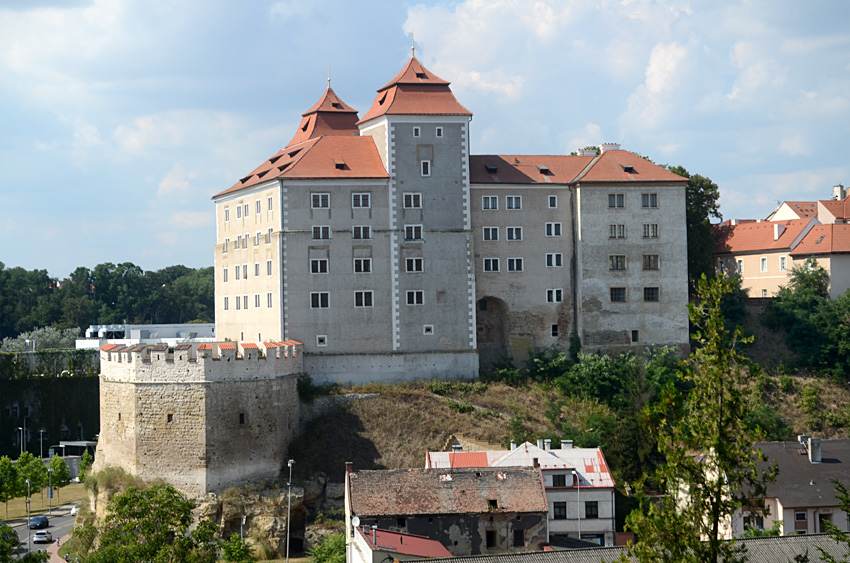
top-left (359, 57), bottom-right (471, 123)
top-left (779, 201), bottom-right (817, 219)
top-left (470, 155), bottom-right (594, 184)
top-left (714, 218), bottom-right (815, 254)
top-left (263, 342), bottom-right (278, 348)
top-left (819, 195), bottom-right (850, 221)
top-left (573, 150), bottom-right (687, 184)
top-left (196, 344), bottom-right (212, 350)
top-left (286, 86), bottom-right (360, 147)
top-left (100, 343), bottom-right (118, 351)
top-left (241, 343), bottom-right (259, 349)
top-left (348, 467), bottom-right (547, 517)
top-left (219, 342), bottom-right (237, 350)
top-left (356, 527), bottom-right (452, 558)
top-left (791, 224), bottom-right (850, 256)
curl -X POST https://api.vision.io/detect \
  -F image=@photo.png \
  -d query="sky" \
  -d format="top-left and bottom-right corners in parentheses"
top-left (1, 0), bottom-right (849, 277)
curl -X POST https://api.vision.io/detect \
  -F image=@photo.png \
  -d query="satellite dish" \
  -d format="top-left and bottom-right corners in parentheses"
top-left (352, 516), bottom-right (360, 528)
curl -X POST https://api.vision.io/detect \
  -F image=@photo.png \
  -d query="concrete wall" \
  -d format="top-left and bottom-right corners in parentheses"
top-left (716, 250), bottom-right (792, 298)
top-left (304, 351), bottom-right (478, 385)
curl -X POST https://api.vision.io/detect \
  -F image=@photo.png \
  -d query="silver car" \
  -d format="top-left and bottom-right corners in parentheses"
top-left (33, 530), bottom-right (53, 543)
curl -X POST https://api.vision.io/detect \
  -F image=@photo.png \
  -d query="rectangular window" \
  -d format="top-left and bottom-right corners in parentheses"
top-left (608, 193), bottom-right (625, 208)
top-left (266, 228), bottom-right (272, 244)
top-left (641, 193), bottom-right (658, 208)
top-left (551, 324), bottom-right (559, 337)
top-left (585, 501), bottom-right (599, 519)
top-left (632, 330), bottom-right (640, 343)
top-left (268, 196), bottom-right (273, 211)
top-left (243, 233), bottom-right (249, 248)
top-left (225, 208), bottom-right (230, 222)
top-left (310, 292), bottom-right (329, 309)
top-left (311, 193), bottom-right (330, 209)
top-left (236, 205), bottom-right (242, 219)
top-left (267, 292), bottom-right (272, 308)
top-left (484, 258), bottom-right (500, 272)
top-left (780, 256), bottom-right (787, 271)
top-left (548, 195), bottom-right (558, 208)
top-left (507, 227), bottom-right (522, 241)
top-left (354, 291), bottom-right (374, 307)
top-left (254, 262), bottom-right (260, 277)
top-left (224, 238), bottom-right (229, 253)
top-left (552, 474), bottom-right (566, 487)
top-left (255, 231), bottom-right (260, 246)
top-left (235, 265), bottom-right (241, 280)
top-left (223, 296), bottom-right (229, 311)
top-left (236, 234), bottom-right (242, 249)
top-left (236, 295), bottom-right (241, 310)
top-left (514, 530), bottom-right (524, 548)
top-left (507, 258), bottom-right (523, 271)
top-left (610, 287), bottom-right (627, 302)
top-left (243, 203), bottom-right (249, 217)
top-left (545, 222), bottom-right (562, 237)
top-left (762, 289), bottom-right (768, 297)
top-left (354, 258), bottom-right (372, 273)
top-left (256, 200), bottom-right (261, 214)
top-left (435, 126), bottom-right (443, 137)
top-left (609, 224), bottom-right (625, 239)
top-left (546, 253), bottom-right (563, 267)
top-left (642, 223), bottom-right (659, 238)
top-left (267, 260), bottom-right (273, 276)
top-left (796, 512), bottom-right (807, 521)
top-left (547, 288), bottom-right (563, 303)
top-left (486, 530), bottom-right (496, 549)
top-left (553, 502), bottom-right (567, 520)
top-left (243, 294), bottom-right (248, 310)
top-left (421, 160), bottom-right (431, 176)
top-left (352, 193), bottom-right (371, 208)
top-left (406, 290), bottom-right (424, 305)
top-left (644, 287), bottom-right (660, 302)
top-left (406, 257), bottom-right (423, 272)
top-left (643, 254), bottom-right (660, 270)
top-left (312, 226), bottom-right (330, 239)
top-left (352, 225), bottom-right (371, 239)
top-left (405, 225), bottom-right (423, 241)
top-left (737, 259), bottom-right (744, 274)
top-left (311, 259), bottom-right (328, 274)
top-left (506, 195), bottom-right (522, 210)
top-left (404, 192), bottom-right (422, 209)
top-left (760, 257), bottom-right (768, 272)
top-left (242, 264), bottom-right (248, 279)
top-left (483, 227), bottom-right (498, 241)
top-left (482, 196), bottom-right (498, 210)
top-left (717, 259), bottom-right (726, 273)
top-left (223, 268), bottom-right (228, 283)
top-left (254, 294), bottom-right (260, 308)
top-left (609, 255), bottom-right (626, 270)
top-left (413, 126), bottom-right (421, 137)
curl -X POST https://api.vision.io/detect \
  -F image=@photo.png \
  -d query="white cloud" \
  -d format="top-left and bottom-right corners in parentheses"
top-left (113, 110), bottom-right (244, 155)
top-left (778, 135), bottom-right (808, 157)
top-left (170, 211), bottom-right (211, 228)
top-left (725, 41), bottom-right (786, 101)
top-left (158, 164), bottom-right (197, 196)
top-left (563, 123), bottom-right (603, 154)
top-left (269, 0), bottom-right (319, 21)
top-left (622, 42), bottom-right (689, 129)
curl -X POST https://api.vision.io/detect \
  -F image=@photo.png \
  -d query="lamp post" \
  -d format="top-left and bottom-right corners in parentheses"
top-left (26, 478), bottom-right (31, 554)
top-left (572, 470), bottom-right (581, 540)
top-left (48, 468), bottom-right (54, 516)
top-left (17, 427), bottom-right (23, 455)
top-left (286, 459), bottom-right (295, 563)
top-left (39, 429), bottom-right (46, 459)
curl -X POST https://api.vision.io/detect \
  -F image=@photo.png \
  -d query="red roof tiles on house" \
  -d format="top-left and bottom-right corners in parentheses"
top-left (574, 150), bottom-right (687, 184)
top-left (286, 86), bottom-right (360, 147)
top-left (219, 343), bottom-right (237, 350)
top-left (791, 224), bottom-right (850, 256)
top-left (356, 527), bottom-right (452, 558)
top-left (241, 343), bottom-right (259, 349)
top-left (714, 218), bottom-right (816, 254)
top-left (779, 201), bottom-right (818, 219)
top-left (100, 343), bottom-right (118, 352)
top-left (470, 155), bottom-right (594, 185)
top-left (818, 195), bottom-right (850, 222)
top-left (196, 344), bottom-right (212, 351)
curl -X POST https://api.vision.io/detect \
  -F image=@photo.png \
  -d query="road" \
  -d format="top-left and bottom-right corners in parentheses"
top-left (10, 501), bottom-right (78, 557)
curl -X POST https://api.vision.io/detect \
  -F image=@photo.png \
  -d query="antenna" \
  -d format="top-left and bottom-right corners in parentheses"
top-left (328, 64), bottom-right (331, 88)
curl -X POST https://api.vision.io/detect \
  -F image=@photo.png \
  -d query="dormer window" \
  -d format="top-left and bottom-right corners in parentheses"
top-left (485, 164), bottom-right (498, 174)
top-left (537, 165), bottom-right (551, 175)
top-left (333, 158), bottom-right (346, 171)
top-left (622, 164), bottom-right (637, 173)
top-left (416, 72), bottom-right (427, 79)
top-left (301, 117), bottom-right (310, 132)
top-left (378, 92), bottom-right (387, 105)
top-left (331, 102), bottom-right (342, 109)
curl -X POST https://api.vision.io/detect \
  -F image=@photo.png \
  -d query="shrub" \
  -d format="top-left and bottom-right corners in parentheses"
top-left (778, 374), bottom-right (795, 393)
top-left (309, 533), bottom-right (345, 563)
top-left (443, 399), bottom-right (474, 413)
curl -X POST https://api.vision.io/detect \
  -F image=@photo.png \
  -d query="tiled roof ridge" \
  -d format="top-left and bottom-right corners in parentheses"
top-left (301, 86), bottom-right (358, 116)
top-left (376, 56), bottom-right (451, 91)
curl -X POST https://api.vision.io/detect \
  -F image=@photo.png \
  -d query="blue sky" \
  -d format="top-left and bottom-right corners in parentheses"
top-left (2, 0), bottom-right (849, 277)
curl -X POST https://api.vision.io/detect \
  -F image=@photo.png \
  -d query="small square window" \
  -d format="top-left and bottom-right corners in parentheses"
top-left (643, 255), bottom-right (659, 270)
top-left (552, 474), bottom-right (566, 487)
top-left (413, 126), bottom-right (421, 137)
top-left (484, 258), bottom-right (500, 272)
top-left (507, 227), bottom-right (522, 240)
top-left (548, 195), bottom-right (557, 208)
top-left (547, 288), bottom-right (563, 303)
top-left (405, 224), bottom-right (423, 241)
top-left (585, 501), bottom-right (599, 519)
top-left (608, 193), bottom-right (625, 208)
top-left (404, 192), bottom-right (422, 208)
top-left (642, 224), bottom-right (659, 238)
top-left (506, 196), bottom-right (522, 210)
top-left (609, 224), bottom-right (625, 239)
top-left (354, 291), bottom-right (374, 307)
top-left (311, 259), bottom-right (328, 274)
top-left (423, 324), bottom-right (434, 335)
top-left (641, 193), bottom-right (658, 208)
top-left (421, 160), bottom-right (431, 176)
top-left (310, 292), bottom-right (330, 309)
top-left (406, 257), bottom-right (423, 272)
top-left (435, 127), bottom-right (443, 137)
top-left (354, 258), bottom-right (372, 273)
top-left (545, 222), bottom-right (562, 237)
top-left (483, 227), bottom-right (498, 241)
top-left (406, 290), bottom-right (424, 305)
top-left (609, 255), bottom-right (626, 271)
top-left (311, 193), bottom-right (330, 209)
top-left (611, 287), bottom-right (627, 302)
top-left (482, 196), bottom-right (498, 210)
top-left (352, 193), bottom-right (371, 208)
top-left (546, 253), bottom-right (563, 267)
top-left (507, 258), bottom-right (523, 272)
top-left (644, 287), bottom-right (660, 302)
top-left (316, 335), bottom-right (328, 347)
top-left (553, 502), bottom-right (567, 520)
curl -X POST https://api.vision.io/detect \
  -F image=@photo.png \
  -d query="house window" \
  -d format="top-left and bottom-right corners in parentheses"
top-left (717, 259), bottom-right (725, 273)
top-left (354, 291), bottom-right (374, 307)
top-left (609, 224), bottom-right (625, 238)
top-left (608, 193), bottom-right (625, 208)
top-left (760, 257), bottom-right (768, 272)
top-left (239, 413), bottom-right (245, 424)
top-left (268, 196), bottom-right (273, 211)
top-left (547, 253), bottom-right (563, 267)
top-left (486, 530), bottom-right (496, 549)
top-left (413, 126), bottom-right (421, 137)
top-left (423, 324), bottom-right (434, 335)
top-left (236, 205), bottom-right (242, 219)
top-left (352, 226), bottom-right (371, 239)
top-left (611, 287), bottom-right (627, 302)
top-left (225, 208), bottom-right (230, 222)
top-left (435, 126), bottom-right (443, 137)
top-left (404, 192), bottom-right (422, 208)
top-left (243, 233), bottom-right (249, 248)
top-left (514, 530), bottom-right (525, 547)
top-left (642, 223), bottom-right (659, 238)
top-left (312, 226), bottom-right (330, 239)
top-left (406, 290), bottom-right (424, 305)
top-left (632, 330), bottom-right (639, 343)
top-left (267, 260), bottom-right (273, 276)
top-left (243, 295), bottom-right (248, 309)
top-left (311, 259), bottom-right (328, 274)
top-left (421, 160), bottom-right (431, 176)
top-left (267, 293), bottom-right (272, 308)
top-left (548, 195), bottom-right (558, 208)
top-left (547, 288), bottom-right (563, 303)
top-left (507, 227), bottom-right (522, 240)
top-left (484, 258), bottom-right (500, 272)
top-left (254, 294), bottom-right (260, 308)
top-left (483, 227), bottom-right (499, 241)
top-left (311, 193), bottom-right (330, 209)
top-left (553, 502), bottom-right (567, 520)
top-left (224, 238), bottom-right (229, 253)
top-left (406, 257), bottom-right (423, 272)
top-left (551, 324), bottom-right (559, 337)
top-left (243, 203), bottom-right (249, 217)
top-left (223, 268), bottom-right (228, 283)
top-left (405, 225), bottom-right (423, 241)
top-left (266, 228), bottom-right (272, 244)
top-left (552, 474), bottom-right (567, 487)
top-left (235, 295), bottom-right (241, 310)
top-left (256, 200), bottom-right (261, 214)
top-left (316, 335), bottom-right (327, 347)
top-left (167, 414), bottom-right (173, 423)
top-left (354, 258), bottom-right (372, 273)
top-left (737, 259), bottom-right (744, 274)
top-left (352, 193), bottom-right (371, 208)
top-left (223, 296), bottom-right (229, 311)
top-left (254, 262), bottom-right (260, 277)
top-left (507, 258), bottom-right (523, 272)
top-left (242, 264), bottom-right (248, 279)
top-left (235, 265), bottom-right (241, 280)
top-left (585, 501), bottom-right (599, 519)
top-left (236, 234), bottom-right (242, 249)
top-left (643, 254), bottom-right (660, 270)
top-left (641, 193), bottom-right (658, 208)
top-left (780, 256), bottom-right (787, 271)
top-left (506, 196), bottom-right (522, 210)
top-left (796, 512), bottom-right (807, 521)
top-left (609, 255), bottom-right (626, 270)
top-left (644, 287), bottom-right (660, 302)
top-left (545, 222), bottom-right (562, 236)
top-left (310, 292), bottom-right (329, 309)
top-left (482, 196), bottom-right (498, 210)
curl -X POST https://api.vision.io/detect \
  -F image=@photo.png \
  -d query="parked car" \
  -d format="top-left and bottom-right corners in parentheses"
top-left (29, 515), bottom-right (49, 529)
top-left (70, 503), bottom-right (79, 516)
top-left (33, 530), bottom-right (53, 543)
top-left (1, 526), bottom-right (19, 543)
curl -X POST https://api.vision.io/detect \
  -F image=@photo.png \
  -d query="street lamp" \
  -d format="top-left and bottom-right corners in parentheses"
top-left (39, 429), bottom-right (46, 459)
top-left (17, 427), bottom-right (23, 455)
top-left (572, 470), bottom-right (581, 540)
top-left (286, 459), bottom-right (295, 563)
top-left (48, 468), bottom-right (54, 516)
top-left (26, 478), bottom-right (31, 554)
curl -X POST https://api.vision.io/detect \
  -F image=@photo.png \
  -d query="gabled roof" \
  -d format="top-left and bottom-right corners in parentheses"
top-left (790, 224), bottom-right (850, 256)
top-left (774, 201), bottom-right (818, 219)
top-left (470, 155), bottom-right (594, 185)
top-left (573, 150), bottom-right (686, 184)
top-left (714, 218), bottom-right (817, 254)
top-left (359, 57), bottom-right (471, 124)
top-left (356, 527), bottom-right (452, 558)
top-left (348, 466), bottom-right (547, 517)
top-left (818, 194), bottom-right (850, 222)
top-left (758, 439), bottom-right (850, 508)
top-left (286, 86), bottom-right (360, 147)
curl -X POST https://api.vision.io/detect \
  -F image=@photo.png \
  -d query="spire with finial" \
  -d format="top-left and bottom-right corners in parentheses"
top-left (411, 32), bottom-right (415, 58)
top-left (327, 64), bottom-right (331, 89)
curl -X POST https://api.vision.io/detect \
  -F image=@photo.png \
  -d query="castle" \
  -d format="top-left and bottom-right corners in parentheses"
top-left (95, 55), bottom-right (689, 496)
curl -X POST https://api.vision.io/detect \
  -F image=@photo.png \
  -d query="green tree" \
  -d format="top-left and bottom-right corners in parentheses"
top-left (85, 483), bottom-right (220, 563)
top-left (15, 452), bottom-right (47, 495)
top-left (818, 479), bottom-right (850, 563)
top-left (78, 450), bottom-right (93, 482)
top-left (309, 533), bottom-right (345, 563)
top-left (48, 455), bottom-right (72, 501)
top-left (666, 166), bottom-right (722, 293)
top-left (221, 533), bottom-right (256, 562)
top-left (0, 457), bottom-right (21, 519)
top-left (621, 275), bottom-right (777, 563)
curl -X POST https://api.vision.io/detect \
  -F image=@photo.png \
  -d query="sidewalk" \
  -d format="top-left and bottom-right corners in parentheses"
top-left (45, 534), bottom-right (69, 563)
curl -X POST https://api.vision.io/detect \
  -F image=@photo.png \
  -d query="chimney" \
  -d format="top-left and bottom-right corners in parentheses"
top-left (452, 444), bottom-right (463, 453)
top-left (599, 142), bottom-right (621, 154)
top-left (561, 440), bottom-right (573, 450)
top-left (774, 223), bottom-right (785, 241)
top-left (372, 525), bottom-right (377, 545)
top-left (730, 219), bottom-right (739, 226)
top-left (510, 440), bottom-right (517, 450)
top-left (544, 439), bottom-right (551, 451)
top-left (537, 438), bottom-right (544, 449)
top-left (345, 461), bottom-right (353, 475)
top-left (808, 437), bottom-right (822, 463)
top-left (834, 184), bottom-right (845, 200)
top-left (576, 148), bottom-right (597, 157)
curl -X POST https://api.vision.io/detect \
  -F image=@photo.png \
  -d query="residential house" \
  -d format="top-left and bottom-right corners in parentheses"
top-left (426, 439), bottom-right (615, 547)
top-left (344, 463), bottom-right (549, 556)
top-left (790, 223), bottom-right (850, 297)
top-left (349, 526), bottom-right (452, 563)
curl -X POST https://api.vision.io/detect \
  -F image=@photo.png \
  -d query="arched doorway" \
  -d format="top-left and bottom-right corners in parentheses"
top-left (476, 296), bottom-right (509, 371)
